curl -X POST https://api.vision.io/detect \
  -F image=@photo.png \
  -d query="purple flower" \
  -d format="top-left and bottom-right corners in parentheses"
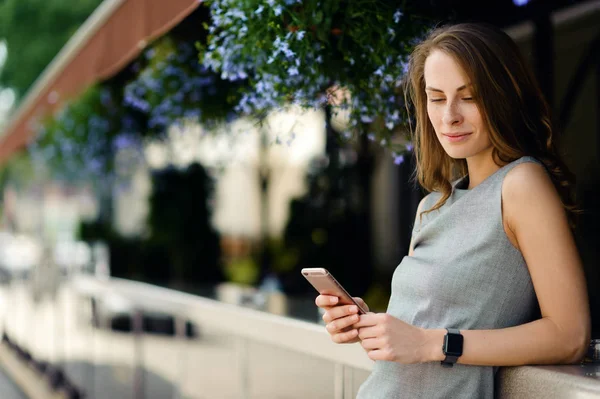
top-left (122, 116), bottom-right (136, 131)
top-left (145, 48), bottom-right (156, 60)
top-left (393, 154), bottom-right (405, 165)
top-left (405, 143), bottom-right (414, 152)
top-left (400, 60), bottom-right (409, 75)
top-left (100, 90), bottom-right (113, 107)
top-left (393, 10), bottom-right (403, 23)
top-left (113, 134), bottom-right (137, 151)
top-left (88, 158), bottom-right (103, 173)
top-left (283, 48), bottom-right (295, 58)
top-left (59, 139), bottom-right (73, 155)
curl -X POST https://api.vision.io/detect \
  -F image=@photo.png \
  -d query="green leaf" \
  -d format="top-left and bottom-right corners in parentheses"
top-left (314, 10), bottom-right (323, 24)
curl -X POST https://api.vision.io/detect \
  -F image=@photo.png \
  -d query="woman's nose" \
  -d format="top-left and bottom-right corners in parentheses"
top-left (442, 103), bottom-right (464, 126)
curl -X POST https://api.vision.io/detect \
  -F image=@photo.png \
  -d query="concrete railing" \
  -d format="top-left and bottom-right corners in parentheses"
top-left (1, 274), bottom-right (598, 398)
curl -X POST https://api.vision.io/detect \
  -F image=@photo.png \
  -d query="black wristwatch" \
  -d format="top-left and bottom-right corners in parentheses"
top-left (441, 328), bottom-right (463, 368)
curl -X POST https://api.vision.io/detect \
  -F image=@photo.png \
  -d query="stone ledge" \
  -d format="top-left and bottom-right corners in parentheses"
top-left (497, 363), bottom-right (600, 398)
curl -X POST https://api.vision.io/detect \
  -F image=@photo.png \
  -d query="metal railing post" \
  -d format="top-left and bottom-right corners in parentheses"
top-left (133, 309), bottom-right (144, 399)
top-left (344, 366), bottom-right (355, 399)
top-left (334, 363), bottom-right (345, 399)
top-left (173, 316), bottom-right (187, 399)
top-left (237, 337), bottom-right (250, 399)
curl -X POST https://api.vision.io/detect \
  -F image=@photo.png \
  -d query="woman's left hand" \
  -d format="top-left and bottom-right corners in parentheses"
top-left (354, 313), bottom-right (429, 364)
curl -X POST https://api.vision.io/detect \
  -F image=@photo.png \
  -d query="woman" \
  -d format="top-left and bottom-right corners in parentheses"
top-left (315, 23), bottom-right (591, 398)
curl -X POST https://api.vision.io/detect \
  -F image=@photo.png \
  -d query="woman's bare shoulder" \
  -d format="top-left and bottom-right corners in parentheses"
top-left (503, 161), bottom-right (555, 197)
top-left (502, 161), bottom-right (564, 226)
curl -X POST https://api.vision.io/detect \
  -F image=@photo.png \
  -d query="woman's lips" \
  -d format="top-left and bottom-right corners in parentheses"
top-left (443, 133), bottom-right (472, 143)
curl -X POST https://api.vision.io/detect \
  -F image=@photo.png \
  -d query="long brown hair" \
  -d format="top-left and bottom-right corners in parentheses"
top-left (403, 23), bottom-right (578, 226)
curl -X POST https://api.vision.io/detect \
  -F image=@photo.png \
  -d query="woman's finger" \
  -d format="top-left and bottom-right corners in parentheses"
top-left (357, 326), bottom-right (379, 340)
top-left (326, 313), bottom-right (360, 334)
top-left (352, 297), bottom-right (369, 312)
top-left (365, 349), bottom-right (387, 361)
top-left (331, 329), bottom-right (359, 344)
top-left (352, 313), bottom-right (378, 329)
top-left (322, 304), bottom-right (359, 324)
top-left (315, 295), bottom-right (338, 308)
top-left (360, 337), bottom-right (381, 350)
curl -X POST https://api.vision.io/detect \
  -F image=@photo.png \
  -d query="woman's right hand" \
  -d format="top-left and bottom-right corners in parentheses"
top-left (315, 295), bottom-right (369, 344)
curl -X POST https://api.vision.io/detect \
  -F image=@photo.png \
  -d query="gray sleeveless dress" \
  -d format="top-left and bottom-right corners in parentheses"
top-left (356, 156), bottom-right (541, 399)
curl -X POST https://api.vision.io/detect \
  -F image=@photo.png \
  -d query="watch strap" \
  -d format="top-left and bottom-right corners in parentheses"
top-left (441, 354), bottom-right (458, 368)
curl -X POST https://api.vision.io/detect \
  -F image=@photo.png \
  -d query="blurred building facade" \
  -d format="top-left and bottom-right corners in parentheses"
top-left (0, 0), bottom-right (597, 324)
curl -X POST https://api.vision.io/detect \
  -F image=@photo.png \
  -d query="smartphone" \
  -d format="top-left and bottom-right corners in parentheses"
top-left (301, 268), bottom-right (368, 314)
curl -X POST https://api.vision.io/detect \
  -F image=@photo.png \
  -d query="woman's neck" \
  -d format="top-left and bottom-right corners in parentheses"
top-left (465, 148), bottom-right (503, 189)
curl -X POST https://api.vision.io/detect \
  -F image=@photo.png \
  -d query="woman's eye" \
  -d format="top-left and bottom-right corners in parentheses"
top-left (463, 97), bottom-right (473, 101)
top-left (430, 99), bottom-right (445, 102)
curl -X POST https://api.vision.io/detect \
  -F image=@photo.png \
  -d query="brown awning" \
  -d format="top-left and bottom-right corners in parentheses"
top-left (0, 0), bottom-right (200, 164)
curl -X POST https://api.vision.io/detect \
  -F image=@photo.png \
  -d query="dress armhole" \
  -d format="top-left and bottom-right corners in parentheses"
top-left (409, 194), bottom-right (431, 255)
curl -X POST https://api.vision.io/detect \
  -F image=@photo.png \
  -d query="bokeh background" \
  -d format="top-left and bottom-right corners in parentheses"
top-left (0, 1), bottom-right (597, 398)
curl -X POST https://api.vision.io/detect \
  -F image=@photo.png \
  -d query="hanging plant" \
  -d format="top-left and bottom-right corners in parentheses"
top-left (200, 0), bottom-right (431, 160)
top-left (28, 84), bottom-right (144, 185)
top-left (124, 35), bottom-right (247, 136)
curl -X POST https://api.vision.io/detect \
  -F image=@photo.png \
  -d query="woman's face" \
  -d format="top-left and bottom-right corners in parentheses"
top-left (424, 50), bottom-right (492, 160)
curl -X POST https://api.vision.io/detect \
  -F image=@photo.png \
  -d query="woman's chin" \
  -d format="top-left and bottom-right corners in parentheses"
top-left (441, 143), bottom-right (493, 160)
top-left (442, 148), bottom-right (471, 159)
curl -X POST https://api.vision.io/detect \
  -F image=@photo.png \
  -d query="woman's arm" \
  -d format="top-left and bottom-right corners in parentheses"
top-left (423, 162), bottom-right (590, 365)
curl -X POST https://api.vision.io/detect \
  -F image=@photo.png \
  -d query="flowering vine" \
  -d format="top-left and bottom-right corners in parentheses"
top-left (200, 0), bottom-right (431, 162)
top-left (28, 85), bottom-right (144, 185)
top-left (124, 36), bottom-right (246, 135)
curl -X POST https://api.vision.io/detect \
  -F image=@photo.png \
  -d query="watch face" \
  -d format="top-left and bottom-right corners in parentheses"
top-left (445, 333), bottom-right (464, 356)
